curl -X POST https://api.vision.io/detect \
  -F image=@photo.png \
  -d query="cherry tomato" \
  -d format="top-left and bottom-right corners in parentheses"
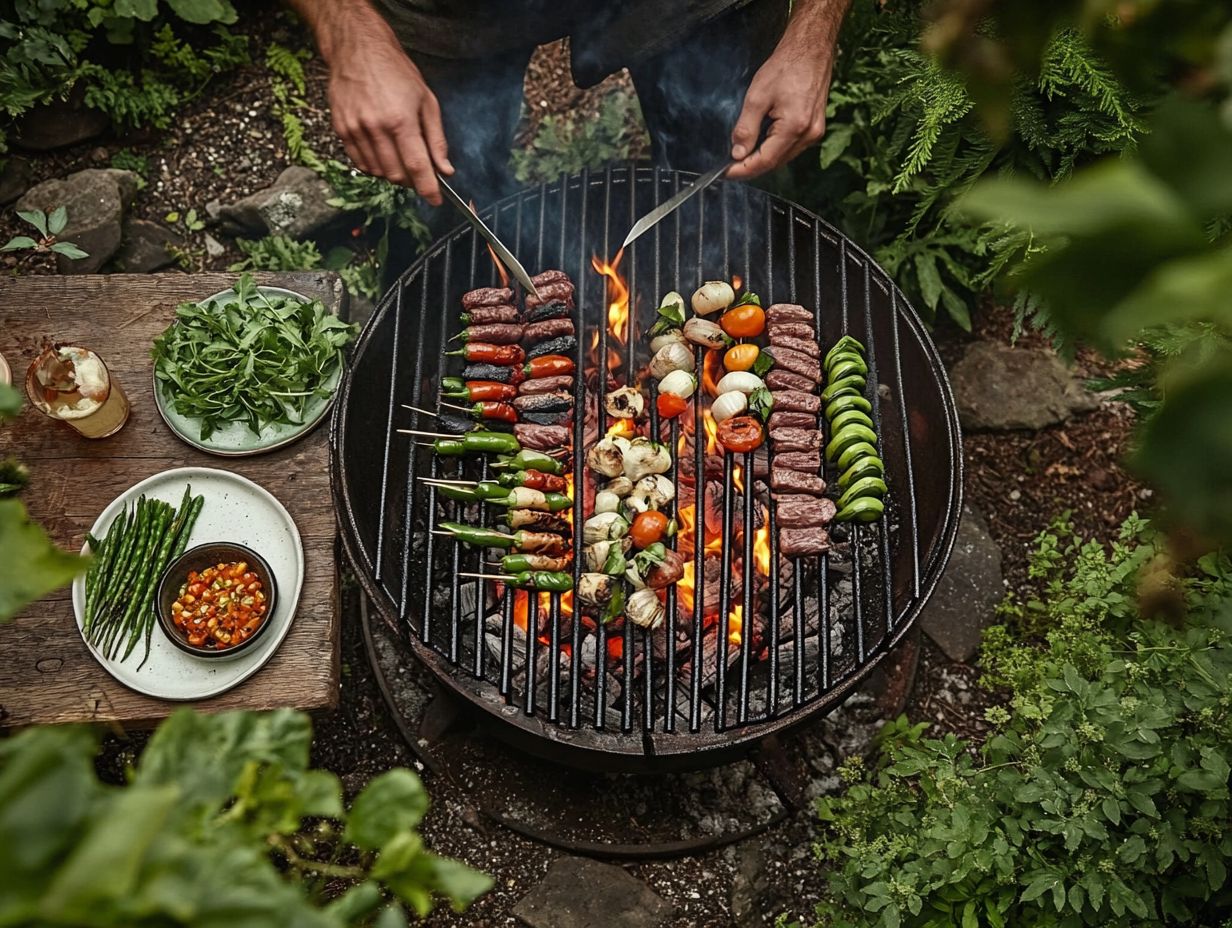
top-left (657, 393), bottom-right (688, 419)
top-left (630, 510), bottom-right (670, 549)
top-left (719, 304), bottom-right (766, 339)
top-left (723, 343), bottom-right (760, 373)
top-left (716, 415), bottom-right (764, 453)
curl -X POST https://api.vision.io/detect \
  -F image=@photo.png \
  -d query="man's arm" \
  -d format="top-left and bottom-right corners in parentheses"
top-left (726, 0), bottom-right (851, 179)
top-left (287, 0), bottom-right (452, 204)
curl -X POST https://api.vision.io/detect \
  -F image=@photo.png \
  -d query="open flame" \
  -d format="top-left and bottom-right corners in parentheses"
top-left (753, 506), bottom-right (772, 576)
top-left (732, 273), bottom-right (743, 292)
top-left (702, 411), bottom-right (719, 455)
top-left (591, 249), bottom-right (629, 345)
top-left (732, 463), bottom-right (745, 494)
top-left (470, 199), bottom-right (512, 290)
top-left (728, 605), bottom-right (743, 646)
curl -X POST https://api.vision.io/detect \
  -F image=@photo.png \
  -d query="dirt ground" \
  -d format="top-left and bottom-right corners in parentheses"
top-left (9, 12), bottom-right (1147, 928)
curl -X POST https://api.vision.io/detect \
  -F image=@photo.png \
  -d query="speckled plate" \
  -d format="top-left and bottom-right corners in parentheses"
top-left (71, 467), bottom-right (304, 700)
top-left (152, 286), bottom-right (344, 457)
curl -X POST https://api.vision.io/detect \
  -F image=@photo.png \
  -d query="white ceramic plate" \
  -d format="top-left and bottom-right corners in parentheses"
top-left (152, 286), bottom-right (344, 457)
top-left (72, 467), bottom-right (304, 700)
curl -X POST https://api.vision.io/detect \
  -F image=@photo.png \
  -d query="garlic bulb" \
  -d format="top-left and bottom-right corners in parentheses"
top-left (623, 438), bottom-right (672, 481)
top-left (715, 371), bottom-right (765, 395)
top-left (691, 280), bottom-right (735, 316)
top-left (578, 573), bottom-right (617, 607)
top-left (627, 588), bottom-right (665, 629)
top-left (683, 317), bottom-right (731, 349)
top-left (657, 369), bottom-right (696, 399)
top-left (711, 391), bottom-right (748, 423)
top-left (649, 329), bottom-right (686, 354)
top-left (586, 436), bottom-right (625, 477)
top-left (583, 511), bottom-right (629, 544)
top-left (593, 490), bottom-right (622, 514)
top-left (648, 341), bottom-right (695, 379)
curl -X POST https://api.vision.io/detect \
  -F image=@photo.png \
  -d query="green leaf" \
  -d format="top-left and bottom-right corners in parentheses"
top-left (1, 236), bottom-right (38, 252)
top-left (113, 0), bottom-right (158, 19)
top-left (17, 210), bottom-right (49, 237)
top-left (428, 856), bottom-right (492, 910)
top-left (819, 123), bottom-right (855, 169)
top-left (0, 499), bottom-right (89, 623)
top-left (47, 205), bottom-right (67, 236)
top-left (165, 0), bottom-right (238, 24)
top-left (0, 385), bottom-right (22, 419)
top-left (345, 769), bottom-right (430, 851)
top-left (50, 242), bottom-right (89, 259)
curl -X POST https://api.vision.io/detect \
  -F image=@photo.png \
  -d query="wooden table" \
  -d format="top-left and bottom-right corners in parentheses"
top-left (0, 272), bottom-right (347, 728)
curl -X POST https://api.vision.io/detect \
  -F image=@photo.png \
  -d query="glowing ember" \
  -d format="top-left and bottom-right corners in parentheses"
top-left (701, 349), bottom-right (723, 397)
top-left (753, 507), bottom-right (772, 576)
top-left (591, 249), bottom-right (629, 345)
top-left (733, 463), bottom-right (745, 493)
top-left (512, 589), bottom-right (529, 631)
top-left (728, 605), bottom-right (743, 646)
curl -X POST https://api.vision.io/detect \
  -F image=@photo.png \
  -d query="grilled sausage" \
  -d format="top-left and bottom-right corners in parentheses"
top-left (765, 303), bottom-right (813, 324)
top-left (513, 531), bottom-right (569, 555)
top-left (518, 374), bottom-right (574, 395)
top-left (522, 409), bottom-right (572, 426)
top-left (532, 269), bottom-right (571, 286)
top-left (772, 389), bottom-right (822, 414)
top-left (505, 509), bottom-right (572, 534)
top-left (767, 410), bottom-right (817, 431)
top-left (773, 451), bottom-right (822, 472)
top-left (766, 345), bottom-right (820, 382)
top-left (463, 323), bottom-right (524, 345)
top-left (462, 286), bottom-right (514, 309)
top-left (770, 428), bottom-right (824, 452)
top-left (645, 549), bottom-right (686, 589)
top-left (525, 281), bottom-right (575, 307)
top-left (514, 423), bottom-right (571, 450)
top-left (771, 469), bottom-right (827, 495)
top-left (765, 321), bottom-right (816, 340)
top-left (769, 333), bottom-right (821, 358)
top-left (779, 526), bottom-right (832, 556)
top-left (525, 301), bottom-right (574, 323)
top-left (526, 335), bottom-right (578, 359)
top-left (462, 304), bottom-right (520, 325)
top-left (513, 390), bottom-right (573, 413)
top-left (775, 495), bottom-right (837, 528)
top-left (524, 318), bottom-right (575, 343)
top-left (765, 370), bottom-right (815, 393)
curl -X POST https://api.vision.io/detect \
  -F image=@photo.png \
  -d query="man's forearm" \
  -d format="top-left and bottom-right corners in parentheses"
top-left (284, 0), bottom-right (399, 65)
top-left (780, 0), bottom-right (851, 53)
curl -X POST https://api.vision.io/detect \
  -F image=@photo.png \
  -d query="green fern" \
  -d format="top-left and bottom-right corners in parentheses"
top-left (266, 41), bottom-right (309, 95)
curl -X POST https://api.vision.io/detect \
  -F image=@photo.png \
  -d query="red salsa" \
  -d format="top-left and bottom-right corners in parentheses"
top-left (171, 560), bottom-right (268, 650)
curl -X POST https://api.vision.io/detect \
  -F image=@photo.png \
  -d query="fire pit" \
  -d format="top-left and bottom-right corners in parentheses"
top-left (332, 165), bottom-right (962, 772)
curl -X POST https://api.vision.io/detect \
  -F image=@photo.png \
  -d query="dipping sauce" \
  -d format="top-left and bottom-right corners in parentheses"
top-left (25, 344), bottom-right (130, 438)
top-left (171, 560), bottom-right (268, 650)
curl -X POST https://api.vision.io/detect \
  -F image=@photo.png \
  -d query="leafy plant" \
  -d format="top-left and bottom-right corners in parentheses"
top-left (0, 708), bottom-right (491, 924)
top-left (164, 207), bottom-right (205, 232)
top-left (230, 234), bottom-right (323, 272)
top-left (110, 148), bottom-right (149, 188)
top-left (809, 515), bottom-right (1232, 928)
top-left (511, 87), bottom-right (648, 184)
top-left (2, 207), bottom-right (89, 262)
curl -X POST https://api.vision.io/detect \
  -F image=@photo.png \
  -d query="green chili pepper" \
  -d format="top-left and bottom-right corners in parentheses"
top-left (433, 438), bottom-right (467, 456)
top-left (836, 475), bottom-right (888, 511)
top-left (833, 496), bottom-right (885, 523)
top-left (838, 455), bottom-right (885, 489)
top-left (824, 335), bottom-right (866, 369)
top-left (439, 521), bottom-right (514, 548)
top-left (827, 354), bottom-right (869, 381)
top-left (830, 408), bottom-right (875, 435)
top-left (826, 423), bottom-right (880, 463)
top-left (502, 570), bottom-right (573, 592)
top-left (836, 440), bottom-right (881, 472)
top-left (825, 393), bottom-right (872, 421)
top-left (441, 376), bottom-right (466, 395)
top-left (821, 374), bottom-right (868, 403)
top-left (436, 484), bottom-right (481, 503)
top-left (493, 450), bottom-right (565, 475)
top-left (462, 431), bottom-right (521, 454)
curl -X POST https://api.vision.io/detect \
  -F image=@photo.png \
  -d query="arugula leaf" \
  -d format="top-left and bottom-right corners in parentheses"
top-left (748, 387), bottom-right (775, 422)
top-left (752, 348), bottom-right (775, 378)
top-left (602, 584), bottom-right (625, 624)
top-left (602, 544), bottom-right (627, 577)
top-left (733, 290), bottom-right (761, 307)
top-left (647, 301), bottom-right (686, 337)
top-left (632, 542), bottom-right (667, 575)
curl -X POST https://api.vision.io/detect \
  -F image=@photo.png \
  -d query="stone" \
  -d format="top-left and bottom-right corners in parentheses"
top-left (918, 504), bottom-right (1004, 662)
top-left (217, 166), bottom-right (346, 239)
top-left (15, 168), bottom-right (139, 274)
top-left (13, 88), bottom-right (110, 151)
top-left (112, 219), bottom-right (182, 273)
top-left (949, 341), bottom-right (1097, 431)
top-left (730, 843), bottom-right (776, 928)
top-left (203, 233), bottom-right (226, 259)
top-left (0, 156), bottom-right (34, 206)
top-left (513, 857), bottom-right (673, 928)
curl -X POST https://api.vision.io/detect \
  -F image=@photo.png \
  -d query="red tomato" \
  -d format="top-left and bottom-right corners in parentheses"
top-left (657, 393), bottom-right (688, 419)
top-left (716, 415), bottom-right (764, 453)
top-left (630, 511), bottom-right (669, 549)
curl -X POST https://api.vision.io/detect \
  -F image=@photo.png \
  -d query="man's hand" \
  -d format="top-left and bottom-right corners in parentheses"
top-left (727, 0), bottom-right (850, 180)
top-left (290, 0), bottom-right (453, 204)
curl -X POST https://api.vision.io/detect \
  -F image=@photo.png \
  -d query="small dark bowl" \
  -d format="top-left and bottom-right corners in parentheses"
top-left (156, 542), bottom-right (277, 659)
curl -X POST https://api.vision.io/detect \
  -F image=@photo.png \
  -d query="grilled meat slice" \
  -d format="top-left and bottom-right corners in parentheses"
top-left (518, 374), bottom-right (574, 395)
top-left (766, 303), bottom-right (813, 324)
top-left (514, 423), bottom-right (570, 450)
top-left (464, 322), bottom-right (524, 344)
top-left (512, 531), bottom-right (569, 555)
top-left (773, 450), bottom-right (822, 472)
top-left (532, 269), bottom-right (571, 286)
top-left (770, 427), bottom-right (824, 452)
top-left (526, 334), bottom-right (577, 359)
top-left (462, 286), bottom-right (513, 309)
top-left (765, 321), bottom-right (816, 340)
top-left (522, 409), bottom-right (572, 426)
top-left (765, 369), bottom-right (815, 392)
top-left (775, 495), bottom-right (836, 528)
top-left (462, 304), bottom-right (520, 325)
top-left (513, 390), bottom-right (573, 413)
top-left (523, 318), bottom-right (575, 343)
top-left (505, 509), bottom-right (572, 534)
top-left (779, 526), bottom-right (832, 556)
top-left (769, 333), bottom-right (821, 358)
top-left (766, 345), bottom-right (820, 382)
top-left (771, 469), bottom-right (827, 495)
top-left (772, 389), bottom-right (822, 414)
top-left (644, 549), bottom-right (686, 589)
top-left (525, 281), bottom-right (575, 307)
top-left (767, 410), bottom-right (817, 430)
top-left (524, 301), bottom-right (574, 323)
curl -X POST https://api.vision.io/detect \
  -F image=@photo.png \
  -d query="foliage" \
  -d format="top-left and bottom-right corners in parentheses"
top-left (2, 207), bottom-right (89, 262)
top-left (230, 234), bottom-right (323, 273)
top-left (804, 2), bottom-right (1145, 328)
top-left (0, 708), bottom-right (491, 924)
top-left (511, 87), bottom-right (648, 185)
top-left (110, 149), bottom-right (149, 188)
top-left (810, 516), bottom-right (1232, 928)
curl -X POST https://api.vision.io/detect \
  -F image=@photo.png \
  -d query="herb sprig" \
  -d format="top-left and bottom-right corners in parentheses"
top-left (152, 274), bottom-right (356, 440)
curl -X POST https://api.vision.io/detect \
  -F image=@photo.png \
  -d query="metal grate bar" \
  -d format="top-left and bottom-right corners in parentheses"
top-left (813, 220), bottom-right (832, 693)
top-left (593, 165), bottom-right (613, 730)
top-left (525, 592), bottom-right (539, 714)
top-left (569, 171), bottom-right (588, 727)
top-left (716, 453), bottom-right (735, 731)
top-left (411, 256), bottom-right (438, 635)
top-left (374, 283), bottom-right (403, 583)
top-left (688, 178), bottom-right (706, 733)
top-left (888, 288), bottom-right (921, 598)
top-left (859, 263), bottom-right (895, 639)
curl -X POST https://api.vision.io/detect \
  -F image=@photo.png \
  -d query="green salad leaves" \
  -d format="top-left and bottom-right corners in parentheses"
top-left (152, 274), bottom-right (356, 440)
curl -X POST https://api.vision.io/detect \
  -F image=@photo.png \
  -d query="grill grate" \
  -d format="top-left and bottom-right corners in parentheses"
top-left (332, 166), bottom-right (962, 770)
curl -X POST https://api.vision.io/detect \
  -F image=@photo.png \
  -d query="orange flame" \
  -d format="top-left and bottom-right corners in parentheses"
top-left (753, 506), bottom-right (772, 576)
top-left (606, 417), bottom-right (636, 439)
top-left (701, 349), bottom-right (723, 397)
top-left (733, 463), bottom-right (745, 494)
top-left (469, 199), bottom-right (512, 290)
top-left (702, 411), bottom-right (719, 455)
top-left (732, 273), bottom-right (743, 292)
top-left (591, 249), bottom-right (629, 345)
top-left (728, 605), bottom-right (743, 646)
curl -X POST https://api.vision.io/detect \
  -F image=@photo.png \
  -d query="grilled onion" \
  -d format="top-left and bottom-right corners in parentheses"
top-left (627, 588), bottom-right (666, 629)
top-left (691, 281), bottom-right (735, 316)
top-left (658, 369), bottom-right (697, 400)
top-left (649, 341), bottom-right (695, 379)
top-left (683, 317), bottom-right (732, 349)
top-left (711, 391), bottom-right (748, 423)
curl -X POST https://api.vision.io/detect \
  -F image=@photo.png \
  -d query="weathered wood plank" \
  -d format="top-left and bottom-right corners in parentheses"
top-left (0, 272), bottom-right (346, 728)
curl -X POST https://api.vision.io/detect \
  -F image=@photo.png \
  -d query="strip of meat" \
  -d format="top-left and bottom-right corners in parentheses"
top-left (765, 321), bottom-right (816, 340)
top-left (532, 269), bottom-right (571, 286)
top-left (779, 526), bottom-right (832, 556)
top-left (525, 281), bottom-right (575, 307)
top-left (518, 374), bottom-right (574, 395)
top-left (773, 450), bottom-right (822, 472)
top-left (766, 369), bottom-right (815, 393)
top-left (513, 391), bottom-right (573, 412)
top-left (462, 304), bottom-right (519, 325)
top-left (514, 423), bottom-right (570, 450)
top-left (766, 303), bottom-right (813, 324)
top-left (766, 345), bottom-right (820, 382)
top-left (525, 301), bottom-right (574, 323)
top-left (463, 323), bottom-right (523, 345)
top-left (522, 409), bottom-right (572, 426)
top-left (767, 410), bottom-right (816, 431)
top-left (771, 469), bottom-right (827, 495)
top-left (772, 389), bottom-right (822, 414)
top-left (526, 335), bottom-right (577, 359)
top-left (505, 509), bottom-right (572, 534)
top-left (775, 495), bottom-right (836, 528)
top-left (523, 318), bottom-right (575, 343)
top-left (770, 428), bottom-right (824, 452)
top-left (462, 286), bottom-right (513, 309)
top-left (769, 333), bottom-right (821, 359)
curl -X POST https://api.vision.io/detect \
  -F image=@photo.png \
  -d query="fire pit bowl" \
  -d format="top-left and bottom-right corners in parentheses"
top-left (331, 165), bottom-right (962, 772)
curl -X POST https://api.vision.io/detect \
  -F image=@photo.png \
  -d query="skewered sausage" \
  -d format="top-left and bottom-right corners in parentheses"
top-left (525, 301), bottom-right (574, 323)
top-left (771, 469), bottom-right (828, 496)
top-left (514, 423), bottom-right (571, 450)
top-left (779, 526), bottom-right (832, 556)
top-left (462, 286), bottom-right (514, 308)
top-left (776, 496), bottom-right (836, 528)
top-left (771, 389), bottom-right (822, 414)
top-left (524, 318), bottom-right (575, 343)
top-left (526, 335), bottom-right (577, 359)
top-left (513, 391), bottom-right (573, 413)
top-left (769, 428), bottom-right (824, 452)
top-left (769, 333), bottom-right (821, 358)
top-left (462, 323), bottom-right (524, 345)
top-left (532, 269), bottom-right (570, 285)
top-left (522, 409), bottom-right (572, 426)
top-left (462, 304), bottom-right (520, 324)
top-left (765, 303), bottom-right (813, 324)
top-left (518, 374), bottom-right (574, 395)
top-left (525, 281), bottom-right (575, 307)
top-left (765, 369), bottom-right (815, 392)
